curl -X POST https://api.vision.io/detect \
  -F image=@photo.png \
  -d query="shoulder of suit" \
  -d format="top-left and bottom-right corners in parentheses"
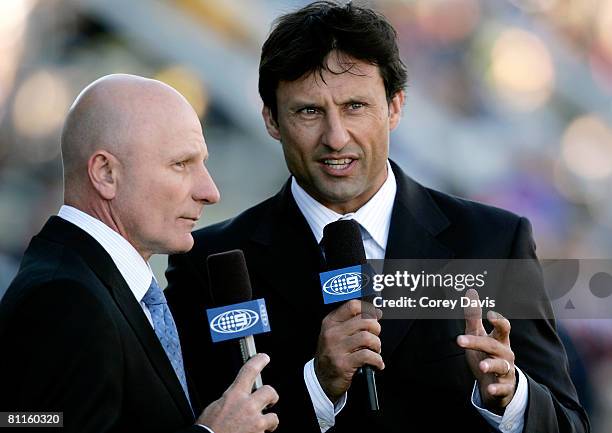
top-left (429, 186), bottom-right (521, 219)
top-left (2, 237), bottom-right (114, 315)
top-left (191, 193), bottom-right (279, 246)
top-left (392, 164), bottom-right (526, 234)
top-left (425, 186), bottom-right (527, 237)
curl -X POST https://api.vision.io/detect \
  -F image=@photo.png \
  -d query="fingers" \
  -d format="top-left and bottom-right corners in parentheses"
top-left (321, 316), bottom-right (381, 356)
top-left (347, 348), bottom-right (385, 371)
top-left (487, 310), bottom-right (511, 345)
top-left (456, 334), bottom-right (512, 359)
top-left (342, 315), bottom-right (382, 337)
top-left (251, 384), bottom-right (279, 410)
top-left (360, 301), bottom-right (382, 320)
top-left (325, 302), bottom-right (382, 340)
top-left (478, 357), bottom-right (513, 377)
top-left (486, 382), bottom-right (515, 398)
top-left (343, 330), bottom-right (382, 354)
top-left (261, 412), bottom-right (280, 432)
top-left (327, 300), bottom-right (382, 323)
top-left (230, 353), bottom-right (269, 393)
top-left (463, 289), bottom-right (485, 336)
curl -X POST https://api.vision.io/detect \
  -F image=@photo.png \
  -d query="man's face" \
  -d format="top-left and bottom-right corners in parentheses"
top-left (263, 52), bottom-right (404, 214)
top-left (114, 104), bottom-right (220, 259)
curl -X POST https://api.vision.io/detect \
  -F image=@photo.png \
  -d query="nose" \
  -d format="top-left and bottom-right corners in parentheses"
top-left (194, 164), bottom-right (220, 205)
top-left (321, 110), bottom-right (350, 151)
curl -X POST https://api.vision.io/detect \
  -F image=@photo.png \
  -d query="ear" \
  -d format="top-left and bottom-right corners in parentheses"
top-left (388, 90), bottom-right (405, 131)
top-left (87, 150), bottom-right (119, 200)
top-left (262, 105), bottom-right (282, 141)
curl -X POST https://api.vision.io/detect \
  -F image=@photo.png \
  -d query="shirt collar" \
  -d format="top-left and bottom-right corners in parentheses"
top-left (291, 160), bottom-right (397, 251)
top-left (58, 205), bottom-right (153, 303)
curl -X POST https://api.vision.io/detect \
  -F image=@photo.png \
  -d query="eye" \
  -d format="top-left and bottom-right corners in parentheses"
top-left (348, 102), bottom-right (365, 110)
top-left (174, 161), bottom-right (186, 169)
top-left (297, 107), bottom-right (319, 116)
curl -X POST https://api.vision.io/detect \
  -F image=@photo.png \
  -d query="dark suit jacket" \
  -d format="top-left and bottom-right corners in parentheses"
top-left (0, 216), bottom-right (204, 433)
top-left (165, 161), bottom-right (589, 433)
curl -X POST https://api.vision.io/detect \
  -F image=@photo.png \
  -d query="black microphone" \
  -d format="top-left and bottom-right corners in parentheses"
top-left (322, 219), bottom-right (380, 411)
top-left (207, 249), bottom-right (263, 390)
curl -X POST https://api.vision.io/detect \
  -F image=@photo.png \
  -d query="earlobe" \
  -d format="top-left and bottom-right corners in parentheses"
top-left (88, 151), bottom-right (117, 200)
top-left (388, 90), bottom-right (405, 131)
top-left (262, 106), bottom-right (282, 141)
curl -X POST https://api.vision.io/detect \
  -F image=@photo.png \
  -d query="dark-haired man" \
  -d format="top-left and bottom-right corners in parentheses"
top-left (166, 2), bottom-right (589, 432)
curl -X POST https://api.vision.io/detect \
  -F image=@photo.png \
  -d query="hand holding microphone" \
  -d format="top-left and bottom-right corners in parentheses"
top-left (197, 353), bottom-right (279, 433)
top-left (315, 299), bottom-right (383, 403)
top-left (198, 250), bottom-right (279, 432)
top-left (316, 219), bottom-right (383, 409)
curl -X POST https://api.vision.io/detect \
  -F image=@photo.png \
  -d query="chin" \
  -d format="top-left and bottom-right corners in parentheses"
top-left (169, 235), bottom-right (195, 254)
top-left (322, 189), bottom-right (360, 204)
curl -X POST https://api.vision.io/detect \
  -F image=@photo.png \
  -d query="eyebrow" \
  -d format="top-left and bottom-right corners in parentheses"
top-left (290, 94), bottom-right (374, 105)
top-left (287, 99), bottom-right (321, 108)
top-left (171, 149), bottom-right (204, 163)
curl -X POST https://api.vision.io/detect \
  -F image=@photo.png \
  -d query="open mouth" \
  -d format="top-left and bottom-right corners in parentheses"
top-left (322, 158), bottom-right (354, 171)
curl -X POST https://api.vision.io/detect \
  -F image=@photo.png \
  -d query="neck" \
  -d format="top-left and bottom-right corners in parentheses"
top-left (64, 198), bottom-right (151, 261)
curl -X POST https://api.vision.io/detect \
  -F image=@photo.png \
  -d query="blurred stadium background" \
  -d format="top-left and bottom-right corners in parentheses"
top-left (0, 0), bottom-right (611, 429)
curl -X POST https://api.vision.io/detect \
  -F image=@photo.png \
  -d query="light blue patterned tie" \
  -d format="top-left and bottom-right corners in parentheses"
top-left (142, 278), bottom-right (191, 408)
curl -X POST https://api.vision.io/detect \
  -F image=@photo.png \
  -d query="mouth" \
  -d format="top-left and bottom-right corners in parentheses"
top-left (318, 157), bottom-right (357, 175)
top-left (180, 216), bottom-right (199, 223)
top-left (322, 158), bottom-right (354, 170)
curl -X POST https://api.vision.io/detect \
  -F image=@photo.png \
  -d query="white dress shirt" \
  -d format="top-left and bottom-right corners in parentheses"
top-left (57, 206), bottom-right (214, 433)
top-left (58, 205), bottom-right (154, 322)
top-left (291, 161), bottom-right (528, 433)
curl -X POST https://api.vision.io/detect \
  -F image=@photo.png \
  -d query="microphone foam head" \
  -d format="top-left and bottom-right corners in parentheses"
top-left (322, 219), bottom-right (366, 270)
top-left (206, 249), bottom-right (253, 306)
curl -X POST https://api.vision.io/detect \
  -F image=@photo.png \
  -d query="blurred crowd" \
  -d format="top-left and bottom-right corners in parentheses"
top-left (0, 0), bottom-right (611, 430)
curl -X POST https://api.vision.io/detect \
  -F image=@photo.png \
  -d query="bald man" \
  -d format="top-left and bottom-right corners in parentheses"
top-left (0, 74), bottom-right (279, 433)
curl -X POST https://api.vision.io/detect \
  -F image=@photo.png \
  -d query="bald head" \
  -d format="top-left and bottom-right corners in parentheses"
top-left (59, 73), bottom-right (219, 259)
top-left (61, 74), bottom-right (196, 202)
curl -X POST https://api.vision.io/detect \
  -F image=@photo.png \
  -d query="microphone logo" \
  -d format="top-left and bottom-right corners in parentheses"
top-left (320, 265), bottom-right (372, 304)
top-left (322, 272), bottom-right (363, 296)
top-left (206, 298), bottom-right (272, 342)
top-left (210, 309), bottom-right (259, 334)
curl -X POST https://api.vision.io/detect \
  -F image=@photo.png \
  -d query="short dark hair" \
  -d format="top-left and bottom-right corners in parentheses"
top-left (259, 1), bottom-right (408, 119)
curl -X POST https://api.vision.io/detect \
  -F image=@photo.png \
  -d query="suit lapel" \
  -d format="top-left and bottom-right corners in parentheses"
top-left (39, 217), bottom-right (194, 420)
top-left (249, 182), bottom-right (327, 313)
top-left (380, 162), bottom-right (455, 361)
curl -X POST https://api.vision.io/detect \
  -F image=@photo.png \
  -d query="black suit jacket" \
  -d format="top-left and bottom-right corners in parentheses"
top-left (166, 161), bottom-right (589, 433)
top-left (0, 217), bottom-right (204, 433)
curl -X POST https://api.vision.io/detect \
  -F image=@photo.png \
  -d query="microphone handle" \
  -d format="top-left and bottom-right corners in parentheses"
top-left (362, 365), bottom-right (379, 410)
top-left (239, 335), bottom-right (263, 391)
top-left (361, 291), bottom-right (379, 410)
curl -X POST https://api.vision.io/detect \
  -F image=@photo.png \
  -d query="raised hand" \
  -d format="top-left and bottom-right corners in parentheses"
top-left (457, 289), bottom-right (516, 414)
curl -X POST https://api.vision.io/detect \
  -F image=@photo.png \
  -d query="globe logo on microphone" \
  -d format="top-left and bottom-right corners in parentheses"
top-left (210, 309), bottom-right (260, 334)
top-left (320, 265), bottom-right (373, 304)
top-left (322, 272), bottom-right (364, 296)
top-left (207, 299), bottom-right (271, 343)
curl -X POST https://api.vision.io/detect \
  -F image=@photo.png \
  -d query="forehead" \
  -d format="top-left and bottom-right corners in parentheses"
top-left (276, 56), bottom-right (385, 103)
top-left (147, 107), bottom-right (207, 160)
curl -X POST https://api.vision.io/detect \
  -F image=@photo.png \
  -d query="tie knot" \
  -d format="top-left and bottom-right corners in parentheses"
top-left (143, 278), bottom-right (167, 306)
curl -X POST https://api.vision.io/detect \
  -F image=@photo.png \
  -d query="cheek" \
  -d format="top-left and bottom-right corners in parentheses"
top-left (281, 130), bottom-right (314, 163)
top-left (139, 182), bottom-right (183, 224)
top-left (282, 119), bottom-right (321, 148)
top-left (153, 174), bottom-right (188, 201)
